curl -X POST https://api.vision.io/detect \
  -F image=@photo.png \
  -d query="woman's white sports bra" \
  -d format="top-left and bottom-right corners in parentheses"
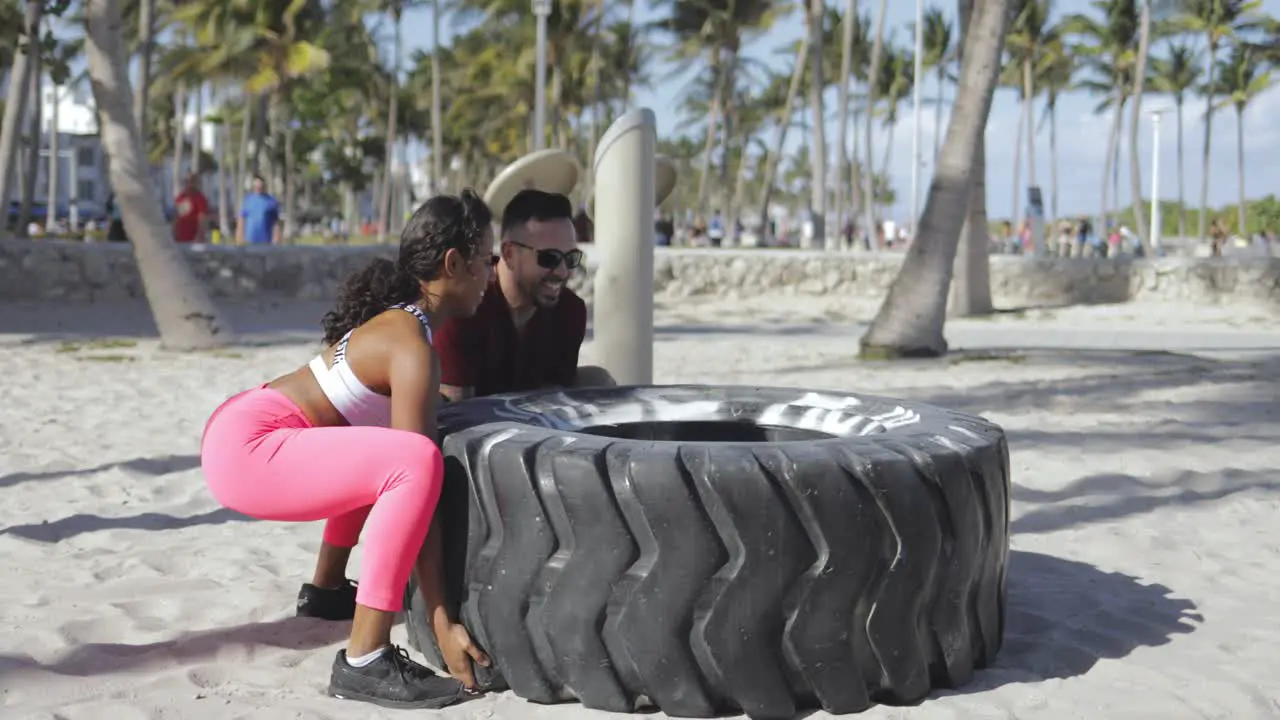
top-left (308, 304), bottom-right (433, 427)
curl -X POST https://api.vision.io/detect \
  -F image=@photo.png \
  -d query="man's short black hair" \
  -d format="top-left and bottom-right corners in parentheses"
top-left (501, 189), bottom-right (573, 235)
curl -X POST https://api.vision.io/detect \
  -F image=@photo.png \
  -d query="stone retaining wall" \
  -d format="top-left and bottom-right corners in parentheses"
top-left (2, 239), bottom-right (1278, 307)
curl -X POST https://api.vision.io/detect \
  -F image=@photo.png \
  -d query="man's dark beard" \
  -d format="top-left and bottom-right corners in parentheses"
top-left (521, 276), bottom-right (563, 308)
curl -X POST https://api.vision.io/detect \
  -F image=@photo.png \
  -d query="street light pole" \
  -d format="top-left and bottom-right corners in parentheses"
top-left (532, 0), bottom-right (551, 150)
top-left (909, 0), bottom-right (924, 237)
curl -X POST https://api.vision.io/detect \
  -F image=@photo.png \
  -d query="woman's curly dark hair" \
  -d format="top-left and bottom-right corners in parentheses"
top-left (321, 189), bottom-right (492, 345)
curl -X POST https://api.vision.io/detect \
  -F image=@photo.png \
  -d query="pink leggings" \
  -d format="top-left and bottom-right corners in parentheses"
top-left (200, 387), bottom-right (443, 612)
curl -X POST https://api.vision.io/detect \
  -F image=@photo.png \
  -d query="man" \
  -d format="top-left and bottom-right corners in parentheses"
top-left (237, 174), bottom-right (280, 245)
top-left (173, 173), bottom-right (209, 243)
top-left (435, 189), bottom-right (614, 400)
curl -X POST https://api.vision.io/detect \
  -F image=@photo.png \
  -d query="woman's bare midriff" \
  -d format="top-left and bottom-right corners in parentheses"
top-left (267, 361), bottom-right (348, 428)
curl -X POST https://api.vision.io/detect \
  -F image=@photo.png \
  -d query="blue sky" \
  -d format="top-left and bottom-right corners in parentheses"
top-left (397, 0), bottom-right (1280, 222)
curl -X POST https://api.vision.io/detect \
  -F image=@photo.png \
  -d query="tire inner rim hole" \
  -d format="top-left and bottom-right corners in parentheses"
top-left (577, 420), bottom-right (836, 443)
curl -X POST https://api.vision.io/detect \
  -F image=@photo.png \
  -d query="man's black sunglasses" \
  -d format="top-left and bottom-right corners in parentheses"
top-left (508, 240), bottom-right (584, 270)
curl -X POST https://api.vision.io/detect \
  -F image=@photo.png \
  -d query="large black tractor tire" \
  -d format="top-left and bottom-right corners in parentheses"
top-left (405, 385), bottom-right (1010, 719)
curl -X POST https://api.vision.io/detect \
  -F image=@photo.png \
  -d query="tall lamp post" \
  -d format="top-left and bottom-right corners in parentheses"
top-left (1149, 108), bottom-right (1168, 253)
top-left (532, 0), bottom-right (551, 150)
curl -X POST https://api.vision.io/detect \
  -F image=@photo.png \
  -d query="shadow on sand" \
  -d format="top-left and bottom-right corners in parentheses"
top-left (1011, 467), bottom-right (1279, 535)
top-left (0, 454), bottom-right (201, 489)
top-left (941, 550), bottom-right (1202, 700)
top-left (0, 550), bottom-right (1199, 713)
top-left (0, 616), bottom-right (352, 679)
top-left (0, 507), bottom-right (254, 543)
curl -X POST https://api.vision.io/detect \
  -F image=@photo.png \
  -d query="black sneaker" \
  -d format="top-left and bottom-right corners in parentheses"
top-left (296, 579), bottom-right (358, 621)
top-left (328, 646), bottom-right (466, 709)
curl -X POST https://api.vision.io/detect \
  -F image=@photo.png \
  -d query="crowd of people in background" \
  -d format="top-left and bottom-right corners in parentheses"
top-left (11, 184), bottom-right (1277, 259)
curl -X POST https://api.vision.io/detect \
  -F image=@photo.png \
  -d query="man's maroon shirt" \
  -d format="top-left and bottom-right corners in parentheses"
top-left (435, 280), bottom-right (588, 397)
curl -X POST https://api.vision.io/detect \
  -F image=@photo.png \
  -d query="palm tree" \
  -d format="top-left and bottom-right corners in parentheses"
top-left (1214, 44), bottom-right (1273, 234)
top-left (756, 35), bottom-right (809, 236)
top-left (919, 6), bottom-right (954, 162)
top-left (1066, 0), bottom-right (1140, 245)
top-left (949, 0), bottom-right (996, 318)
top-left (172, 0), bottom-right (331, 239)
top-left (860, 0), bottom-right (1009, 357)
top-left (1127, 0), bottom-right (1153, 252)
top-left (665, 0), bottom-right (776, 222)
top-left (806, 0), bottom-right (827, 248)
top-left (833, 0), bottom-right (861, 243)
top-left (862, 0), bottom-right (888, 249)
top-left (0, 0), bottom-right (42, 234)
top-left (378, 0), bottom-right (406, 240)
top-left (873, 44), bottom-right (914, 181)
top-left (85, 0), bottom-right (231, 349)
top-left (1172, 0), bottom-right (1264, 245)
top-left (135, 0), bottom-right (156, 135)
top-left (1036, 40), bottom-right (1074, 220)
top-left (1149, 41), bottom-right (1201, 238)
top-left (1006, 0), bottom-right (1056, 217)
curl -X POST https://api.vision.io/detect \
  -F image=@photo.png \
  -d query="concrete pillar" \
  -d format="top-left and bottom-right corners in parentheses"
top-left (592, 108), bottom-right (656, 385)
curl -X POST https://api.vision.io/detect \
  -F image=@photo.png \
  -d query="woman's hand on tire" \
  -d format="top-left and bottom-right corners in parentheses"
top-left (434, 619), bottom-right (490, 689)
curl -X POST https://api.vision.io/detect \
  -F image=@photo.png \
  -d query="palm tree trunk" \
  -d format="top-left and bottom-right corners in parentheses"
top-left (194, 84), bottom-right (204, 171)
top-left (861, 0), bottom-right (1008, 356)
top-left (1049, 95), bottom-right (1058, 220)
top-left (217, 87), bottom-right (231, 240)
top-left (0, 0), bottom-right (41, 235)
top-left (172, 82), bottom-right (187, 199)
top-left (1175, 96), bottom-right (1185, 239)
top-left (1127, 0), bottom-right (1151, 253)
top-left (47, 83), bottom-right (60, 232)
top-left (1022, 58), bottom-right (1035, 186)
top-left (1235, 106), bottom-right (1245, 235)
top-left (582, 0), bottom-right (606, 211)
top-left (430, 0), bottom-right (444, 193)
top-left (934, 66), bottom-right (945, 162)
top-left (850, 105), bottom-right (863, 226)
top-left (695, 50), bottom-right (723, 220)
top-left (236, 94), bottom-right (251, 213)
top-left (133, 0), bottom-right (155, 137)
top-left (719, 48), bottom-right (740, 217)
top-left (85, 0), bottom-right (231, 349)
top-left (276, 92), bottom-right (295, 243)
top-left (863, 0), bottom-right (889, 249)
top-left (880, 119), bottom-right (890, 178)
top-left (757, 36), bottom-right (809, 237)
top-left (950, 128), bottom-right (992, 316)
top-left (1112, 101), bottom-right (1122, 210)
top-left (251, 95), bottom-right (267, 178)
top-left (1010, 89), bottom-right (1023, 226)
top-left (17, 55), bottom-right (41, 237)
top-left (379, 5), bottom-right (402, 241)
top-left (947, 0), bottom-right (993, 316)
top-left (807, 0), bottom-right (827, 249)
top-left (1197, 41), bottom-right (1216, 246)
top-left (833, 0), bottom-right (858, 246)
top-left (620, 0), bottom-right (637, 107)
top-left (727, 135), bottom-right (753, 239)
top-left (1098, 93), bottom-right (1121, 241)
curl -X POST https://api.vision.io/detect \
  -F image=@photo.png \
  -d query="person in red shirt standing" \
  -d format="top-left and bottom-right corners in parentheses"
top-left (435, 189), bottom-right (614, 400)
top-left (173, 173), bottom-right (210, 243)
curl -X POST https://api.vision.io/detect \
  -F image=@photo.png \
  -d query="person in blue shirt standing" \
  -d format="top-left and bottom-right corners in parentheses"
top-left (237, 174), bottom-right (280, 244)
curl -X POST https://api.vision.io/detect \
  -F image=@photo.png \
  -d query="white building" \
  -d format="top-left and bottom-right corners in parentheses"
top-left (5, 79), bottom-right (225, 222)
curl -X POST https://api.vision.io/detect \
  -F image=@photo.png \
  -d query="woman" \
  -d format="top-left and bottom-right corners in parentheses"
top-left (201, 190), bottom-right (496, 710)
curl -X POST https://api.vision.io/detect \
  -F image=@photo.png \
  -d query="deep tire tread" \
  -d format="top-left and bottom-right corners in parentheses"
top-left (402, 389), bottom-right (1012, 718)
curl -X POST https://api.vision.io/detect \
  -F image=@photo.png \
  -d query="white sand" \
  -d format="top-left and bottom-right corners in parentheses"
top-left (2, 297), bottom-right (1279, 719)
